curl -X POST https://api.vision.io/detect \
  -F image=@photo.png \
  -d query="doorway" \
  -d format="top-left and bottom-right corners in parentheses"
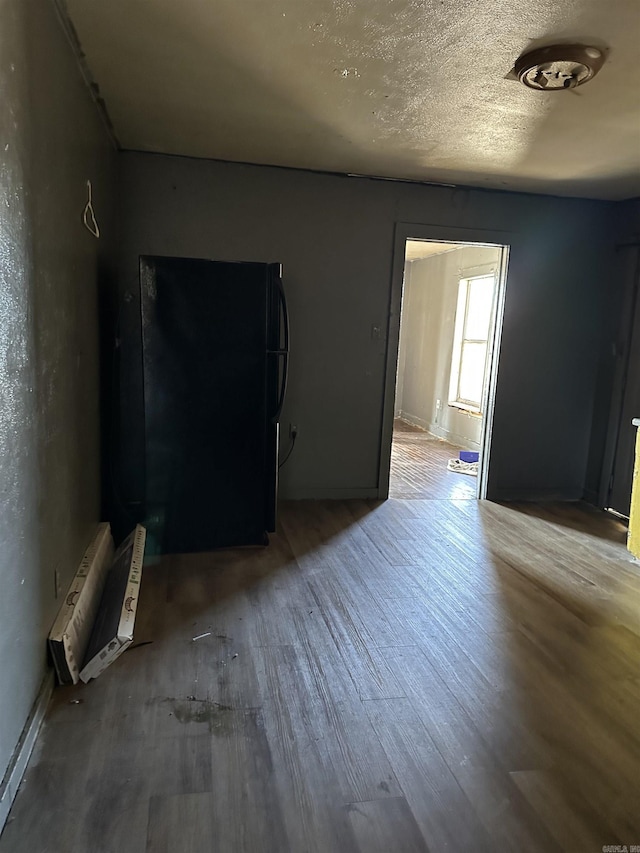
top-left (381, 235), bottom-right (509, 500)
top-left (601, 243), bottom-right (640, 516)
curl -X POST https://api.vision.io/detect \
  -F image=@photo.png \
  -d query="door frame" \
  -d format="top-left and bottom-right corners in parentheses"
top-left (597, 243), bottom-right (640, 511)
top-left (377, 221), bottom-right (512, 500)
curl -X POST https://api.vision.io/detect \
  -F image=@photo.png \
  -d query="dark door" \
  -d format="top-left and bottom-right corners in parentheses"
top-left (608, 247), bottom-right (640, 516)
top-left (140, 256), bottom-right (275, 553)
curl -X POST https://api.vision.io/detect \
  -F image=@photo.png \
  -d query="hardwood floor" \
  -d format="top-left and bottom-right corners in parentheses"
top-left (389, 419), bottom-right (477, 500)
top-left (2, 498), bottom-right (639, 852)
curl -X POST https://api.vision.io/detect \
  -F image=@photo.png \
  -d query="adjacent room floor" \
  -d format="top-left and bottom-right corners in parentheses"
top-left (2, 497), bottom-right (639, 852)
top-left (389, 418), bottom-right (477, 500)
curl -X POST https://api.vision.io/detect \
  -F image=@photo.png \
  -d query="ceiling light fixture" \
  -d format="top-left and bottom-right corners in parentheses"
top-left (513, 43), bottom-right (605, 91)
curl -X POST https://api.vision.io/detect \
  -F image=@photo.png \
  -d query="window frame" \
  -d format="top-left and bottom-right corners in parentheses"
top-left (448, 268), bottom-right (497, 414)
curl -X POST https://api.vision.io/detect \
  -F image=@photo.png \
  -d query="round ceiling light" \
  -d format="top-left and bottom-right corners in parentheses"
top-left (514, 43), bottom-right (605, 91)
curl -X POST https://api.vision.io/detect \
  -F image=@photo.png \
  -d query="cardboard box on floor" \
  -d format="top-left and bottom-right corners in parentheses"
top-left (48, 523), bottom-right (114, 684)
top-left (80, 525), bottom-right (146, 682)
top-left (48, 524), bottom-right (146, 684)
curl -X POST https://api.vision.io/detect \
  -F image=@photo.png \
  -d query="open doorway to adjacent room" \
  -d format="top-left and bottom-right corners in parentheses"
top-left (388, 238), bottom-right (508, 500)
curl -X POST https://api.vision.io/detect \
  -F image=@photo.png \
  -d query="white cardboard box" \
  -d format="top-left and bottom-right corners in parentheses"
top-left (79, 525), bottom-right (146, 683)
top-left (48, 523), bottom-right (114, 685)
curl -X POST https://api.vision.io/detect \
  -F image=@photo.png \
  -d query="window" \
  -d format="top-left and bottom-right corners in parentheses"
top-left (448, 273), bottom-right (495, 412)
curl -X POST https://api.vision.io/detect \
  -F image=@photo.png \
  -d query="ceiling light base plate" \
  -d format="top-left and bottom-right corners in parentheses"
top-left (514, 44), bottom-right (605, 91)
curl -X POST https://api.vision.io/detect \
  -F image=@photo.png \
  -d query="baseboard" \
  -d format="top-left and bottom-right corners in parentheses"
top-left (488, 487), bottom-right (583, 502)
top-left (426, 422), bottom-right (447, 439)
top-left (0, 669), bottom-right (54, 833)
top-left (427, 422), bottom-right (481, 452)
top-left (397, 411), bottom-right (430, 431)
top-left (398, 412), bottom-right (480, 451)
top-left (582, 488), bottom-right (601, 508)
top-left (282, 487), bottom-right (380, 500)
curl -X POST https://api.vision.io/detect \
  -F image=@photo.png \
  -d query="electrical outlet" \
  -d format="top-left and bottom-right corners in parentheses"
top-left (289, 423), bottom-right (298, 438)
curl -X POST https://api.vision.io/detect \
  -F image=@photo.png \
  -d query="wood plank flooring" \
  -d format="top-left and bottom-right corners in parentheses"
top-left (2, 498), bottom-right (640, 852)
top-left (389, 419), bottom-right (477, 500)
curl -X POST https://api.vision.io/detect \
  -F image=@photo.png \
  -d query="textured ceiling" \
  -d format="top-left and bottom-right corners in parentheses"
top-left (65, 0), bottom-right (640, 199)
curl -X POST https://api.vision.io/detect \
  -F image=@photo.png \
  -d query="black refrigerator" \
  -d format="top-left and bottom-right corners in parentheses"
top-left (139, 255), bottom-right (288, 554)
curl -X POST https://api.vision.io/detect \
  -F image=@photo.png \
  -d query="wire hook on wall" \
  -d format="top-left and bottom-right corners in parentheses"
top-left (82, 179), bottom-right (100, 239)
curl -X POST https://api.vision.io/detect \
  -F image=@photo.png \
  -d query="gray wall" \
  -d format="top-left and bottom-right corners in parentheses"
top-left (115, 151), bottom-right (616, 502)
top-left (0, 0), bottom-right (115, 784)
top-left (396, 246), bottom-right (501, 450)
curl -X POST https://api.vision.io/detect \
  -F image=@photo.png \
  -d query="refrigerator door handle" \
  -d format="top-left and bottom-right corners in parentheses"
top-left (277, 272), bottom-right (289, 355)
top-left (270, 274), bottom-right (289, 424)
top-left (270, 351), bottom-right (288, 424)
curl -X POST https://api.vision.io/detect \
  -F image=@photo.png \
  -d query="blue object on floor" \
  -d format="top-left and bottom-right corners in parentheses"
top-left (459, 450), bottom-right (479, 463)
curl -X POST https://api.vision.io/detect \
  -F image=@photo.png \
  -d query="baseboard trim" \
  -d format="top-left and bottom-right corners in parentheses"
top-left (582, 488), bottom-right (600, 508)
top-left (282, 487), bottom-right (380, 500)
top-left (0, 669), bottom-right (54, 833)
top-left (397, 411), bottom-right (430, 431)
top-left (488, 487), bottom-right (583, 502)
top-left (398, 412), bottom-right (480, 452)
top-left (427, 422), bottom-right (481, 452)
